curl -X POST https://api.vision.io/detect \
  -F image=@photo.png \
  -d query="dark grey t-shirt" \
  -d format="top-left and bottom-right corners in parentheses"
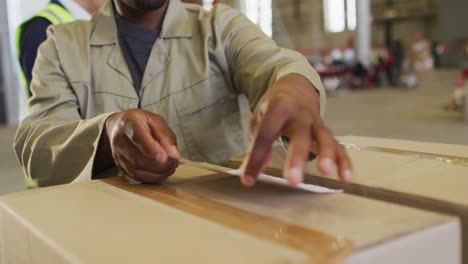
top-left (116, 14), bottom-right (160, 95)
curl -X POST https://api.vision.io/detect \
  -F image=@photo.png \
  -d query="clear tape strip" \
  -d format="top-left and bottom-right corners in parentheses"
top-left (340, 142), bottom-right (468, 167)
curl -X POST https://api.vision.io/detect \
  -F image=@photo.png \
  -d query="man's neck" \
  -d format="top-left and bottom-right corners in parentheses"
top-left (72, 0), bottom-right (102, 14)
top-left (113, 0), bottom-right (169, 31)
top-left (60, 0), bottom-right (92, 20)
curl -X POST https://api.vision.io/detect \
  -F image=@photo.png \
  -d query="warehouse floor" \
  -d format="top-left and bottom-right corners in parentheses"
top-left (1, 69), bottom-right (467, 196)
top-left (325, 69), bottom-right (468, 145)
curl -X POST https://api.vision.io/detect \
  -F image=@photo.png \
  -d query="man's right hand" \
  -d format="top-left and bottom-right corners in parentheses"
top-left (102, 109), bottom-right (180, 183)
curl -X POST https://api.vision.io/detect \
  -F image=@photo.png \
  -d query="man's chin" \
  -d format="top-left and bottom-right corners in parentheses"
top-left (122, 0), bottom-right (168, 11)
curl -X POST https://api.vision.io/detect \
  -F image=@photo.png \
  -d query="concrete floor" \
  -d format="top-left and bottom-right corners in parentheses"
top-left (325, 69), bottom-right (468, 145)
top-left (1, 69), bottom-right (466, 196)
top-left (0, 125), bottom-right (26, 195)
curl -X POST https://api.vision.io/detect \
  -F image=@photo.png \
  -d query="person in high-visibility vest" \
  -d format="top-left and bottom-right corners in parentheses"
top-left (17, 0), bottom-right (105, 99)
top-left (16, 0), bottom-right (105, 188)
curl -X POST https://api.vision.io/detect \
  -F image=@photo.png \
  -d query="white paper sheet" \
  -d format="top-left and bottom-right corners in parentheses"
top-left (227, 169), bottom-right (343, 194)
top-left (129, 158), bottom-right (343, 194)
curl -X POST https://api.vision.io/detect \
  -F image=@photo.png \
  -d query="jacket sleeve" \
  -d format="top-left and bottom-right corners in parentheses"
top-left (13, 26), bottom-right (113, 187)
top-left (213, 5), bottom-right (326, 116)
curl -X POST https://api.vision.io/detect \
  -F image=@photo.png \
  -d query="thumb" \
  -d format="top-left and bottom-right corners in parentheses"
top-left (146, 113), bottom-right (180, 160)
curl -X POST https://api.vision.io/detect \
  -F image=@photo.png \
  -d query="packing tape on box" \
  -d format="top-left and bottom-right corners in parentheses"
top-left (102, 176), bottom-right (354, 263)
top-left (340, 143), bottom-right (468, 167)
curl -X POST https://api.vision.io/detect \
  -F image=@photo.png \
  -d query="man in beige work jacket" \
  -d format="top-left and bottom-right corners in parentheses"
top-left (14, 0), bottom-right (352, 188)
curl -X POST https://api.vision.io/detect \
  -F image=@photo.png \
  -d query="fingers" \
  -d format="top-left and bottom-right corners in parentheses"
top-left (108, 109), bottom-right (180, 184)
top-left (123, 113), bottom-right (167, 162)
top-left (242, 101), bottom-right (288, 187)
top-left (119, 154), bottom-right (173, 184)
top-left (283, 122), bottom-right (311, 187)
top-left (241, 73), bottom-right (352, 187)
top-left (115, 154), bottom-right (136, 178)
top-left (336, 144), bottom-right (353, 183)
top-left (241, 146), bottom-right (272, 187)
top-left (117, 136), bottom-right (178, 174)
top-left (312, 124), bottom-right (338, 176)
top-left (146, 114), bottom-right (181, 160)
top-left (245, 109), bottom-right (352, 187)
top-left (312, 124), bottom-right (352, 183)
top-left (133, 169), bottom-right (175, 184)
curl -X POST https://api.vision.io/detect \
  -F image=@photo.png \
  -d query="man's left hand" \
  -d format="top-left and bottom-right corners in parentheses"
top-left (241, 74), bottom-right (352, 187)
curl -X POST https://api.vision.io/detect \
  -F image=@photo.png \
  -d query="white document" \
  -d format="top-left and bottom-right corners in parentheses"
top-left (227, 169), bottom-right (343, 194)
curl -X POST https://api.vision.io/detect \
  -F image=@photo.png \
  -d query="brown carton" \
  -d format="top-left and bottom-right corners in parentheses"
top-left (228, 136), bottom-right (468, 262)
top-left (0, 163), bottom-right (461, 263)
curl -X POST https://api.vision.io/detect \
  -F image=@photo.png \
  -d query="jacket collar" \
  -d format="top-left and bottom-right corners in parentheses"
top-left (90, 0), bottom-right (192, 46)
top-left (160, 0), bottom-right (193, 38)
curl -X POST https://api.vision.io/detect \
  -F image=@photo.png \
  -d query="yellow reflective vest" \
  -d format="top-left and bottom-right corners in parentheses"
top-left (16, 2), bottom-right (74, 188)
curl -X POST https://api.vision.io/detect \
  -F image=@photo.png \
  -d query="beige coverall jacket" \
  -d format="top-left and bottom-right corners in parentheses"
top-left (14, 0), bottom-right (325, 187)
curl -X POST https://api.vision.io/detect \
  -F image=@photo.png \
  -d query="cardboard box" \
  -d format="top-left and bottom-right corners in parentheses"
top-left (228, 135), bottom-right (468, 263)
top-left (0, 164), bottom-right (461, 264)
